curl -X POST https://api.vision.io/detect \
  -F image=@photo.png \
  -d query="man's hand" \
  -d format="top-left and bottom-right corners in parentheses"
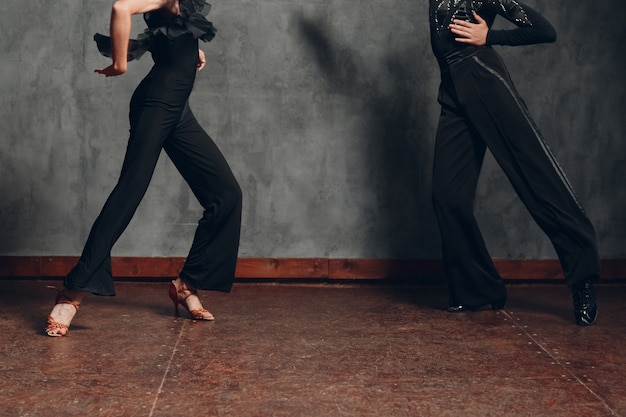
top-left (198, 49), bottom-right (206, 71)
top-left (449, 12), bottom-right (488, 46)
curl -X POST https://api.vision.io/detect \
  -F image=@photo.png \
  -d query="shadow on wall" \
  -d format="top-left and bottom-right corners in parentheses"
top-left (0, 183), bottom-right (25, 254)
top-left (0, 162), bottom-right (65, 255)
top-left (296, 14), bottom-right (439, 261)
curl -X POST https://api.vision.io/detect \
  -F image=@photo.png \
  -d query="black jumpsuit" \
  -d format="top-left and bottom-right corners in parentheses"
top-left (65, 0), bottom-right (242, 296)
top-left (429, 0), bottom-right (600, 308)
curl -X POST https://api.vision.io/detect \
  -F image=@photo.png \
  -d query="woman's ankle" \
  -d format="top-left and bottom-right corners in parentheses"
top-left (173, 277), bottom-right (195, 292)
top-left (62, 288), bottom-right (86, 305)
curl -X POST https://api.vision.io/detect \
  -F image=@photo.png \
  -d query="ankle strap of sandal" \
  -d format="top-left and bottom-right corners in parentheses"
top-left (48, 286), bottom-right (80, 310)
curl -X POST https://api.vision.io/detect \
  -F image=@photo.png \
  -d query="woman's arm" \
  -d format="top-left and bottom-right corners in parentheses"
top-left (95, 0), bottom-right (173, 77)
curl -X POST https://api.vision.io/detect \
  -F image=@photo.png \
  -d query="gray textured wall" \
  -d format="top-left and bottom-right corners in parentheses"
top-left (0, 0), bottom-right (624, 260)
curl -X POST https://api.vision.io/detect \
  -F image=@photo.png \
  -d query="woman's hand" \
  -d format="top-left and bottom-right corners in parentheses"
top-left (449, 12), bottom-right (488, 46)
top-left (95, 63), bottom-right (127, 77)
top-left (197, 49), bottom-right (206, 71)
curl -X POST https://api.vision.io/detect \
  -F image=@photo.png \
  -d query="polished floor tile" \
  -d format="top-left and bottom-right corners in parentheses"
top-left (0, 280), bottom-right (623, 416)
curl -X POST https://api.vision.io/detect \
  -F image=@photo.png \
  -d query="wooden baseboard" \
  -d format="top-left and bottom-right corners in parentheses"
top-left (0, 256), bottom-right (624, 281)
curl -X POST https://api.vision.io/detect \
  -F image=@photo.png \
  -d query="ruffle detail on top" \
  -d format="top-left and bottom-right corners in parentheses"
top-left (94, 0), bottom-right (217, 62)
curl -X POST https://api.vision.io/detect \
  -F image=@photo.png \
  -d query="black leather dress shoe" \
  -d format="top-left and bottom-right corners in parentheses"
top-left (447, 299), bottom-right (506, 313)
top-left (572, 280), bottom-right (597, 326)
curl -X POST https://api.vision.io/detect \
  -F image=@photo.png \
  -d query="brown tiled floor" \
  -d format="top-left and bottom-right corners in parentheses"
top-left (0, 279), bottom-right (624, 417)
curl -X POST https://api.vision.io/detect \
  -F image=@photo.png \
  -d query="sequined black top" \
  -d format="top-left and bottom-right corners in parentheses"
top-left (429, 0), bottom-right (556, 67)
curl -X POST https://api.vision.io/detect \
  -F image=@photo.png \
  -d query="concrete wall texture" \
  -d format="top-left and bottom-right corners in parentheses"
top-left (1, 0), bottom-right (624, 260)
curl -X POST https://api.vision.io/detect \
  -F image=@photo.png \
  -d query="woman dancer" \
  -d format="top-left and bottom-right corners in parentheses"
top-left (45, 0), bottom-right (242, 336)
top-left (428, 0), bottom-right (599, 325)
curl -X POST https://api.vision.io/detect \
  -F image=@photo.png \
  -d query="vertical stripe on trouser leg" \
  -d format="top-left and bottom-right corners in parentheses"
top-left (473, 56), bottom-right (586, 214)
top-left (458, 53), bottom-right (599, 286)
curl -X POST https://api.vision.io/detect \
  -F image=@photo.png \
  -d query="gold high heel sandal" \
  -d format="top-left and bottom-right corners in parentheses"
top-left (45, 287), bottom-right (80, 337)
top-left (168, 281), bottom-right (215, 321)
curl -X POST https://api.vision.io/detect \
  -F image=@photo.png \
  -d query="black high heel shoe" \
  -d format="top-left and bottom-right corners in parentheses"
top-left (447, 299), bottom-right (506, 313)
top-left (572, 280), bottom-right (597, 326)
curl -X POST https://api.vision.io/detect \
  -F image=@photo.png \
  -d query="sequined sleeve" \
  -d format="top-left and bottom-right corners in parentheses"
top-left (486, 1), bottom-right (556, 46)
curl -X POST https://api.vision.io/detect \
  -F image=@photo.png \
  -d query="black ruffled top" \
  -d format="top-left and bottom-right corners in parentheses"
top-left (94, 0), bottom-right (216, 62)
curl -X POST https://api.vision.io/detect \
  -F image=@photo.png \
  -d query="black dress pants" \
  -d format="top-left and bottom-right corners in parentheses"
top-left (65, 98), bottom-right (241, 296)
top-left (432, 47), bottom-right (599, 307)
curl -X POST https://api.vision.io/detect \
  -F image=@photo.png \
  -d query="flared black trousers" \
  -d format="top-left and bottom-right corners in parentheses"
top-left (65, 92), bottom-right (241, 296)
top-left (432, 47), bottom-right (600, 307)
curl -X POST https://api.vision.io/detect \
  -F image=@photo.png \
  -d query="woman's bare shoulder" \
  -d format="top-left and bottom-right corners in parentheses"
top-left (113, 0), bottom-right (178, 15)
